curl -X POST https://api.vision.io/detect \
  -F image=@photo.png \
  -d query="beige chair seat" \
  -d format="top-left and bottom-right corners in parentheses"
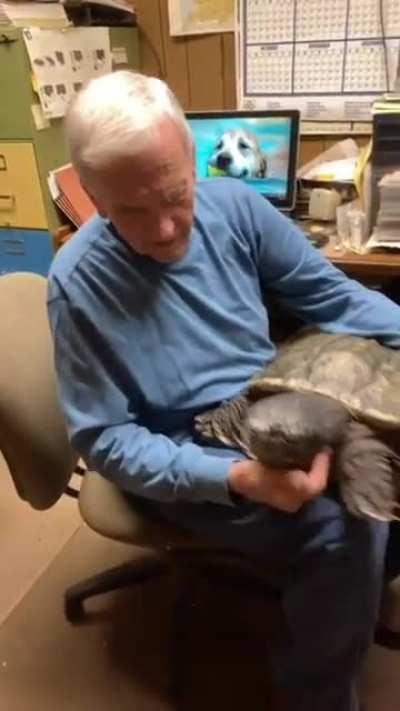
top-left (79, 470), bottom-right (224, 550)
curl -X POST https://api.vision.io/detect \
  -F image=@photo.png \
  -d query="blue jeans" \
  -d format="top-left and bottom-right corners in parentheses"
top-left (157, 490), bottom-right (388, 711)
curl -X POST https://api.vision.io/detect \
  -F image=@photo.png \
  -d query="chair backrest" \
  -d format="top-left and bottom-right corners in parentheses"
top-left (0, 272), bottom-right (76, 510)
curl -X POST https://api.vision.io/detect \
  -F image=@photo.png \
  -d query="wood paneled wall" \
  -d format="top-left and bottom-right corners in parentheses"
top-left (134, 0), bottom-right (236, 110)
top-left (134, 0), bottom-right (365, 165)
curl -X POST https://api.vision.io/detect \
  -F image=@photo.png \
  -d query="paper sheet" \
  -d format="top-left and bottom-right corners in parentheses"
top-left (168, 0), bottom-right (235, 36)
top-left (23, 27), bottom-right (112, 119)
top-left (0, 2), bottom-right (69, 28)
top-left (238, 0), bottom-right (400, 122)
top-left (298, 139), bottom-right (360, 179)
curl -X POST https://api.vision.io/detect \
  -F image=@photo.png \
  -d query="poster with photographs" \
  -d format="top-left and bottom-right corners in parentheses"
top-left (23, 27), bottom-right (112, 119)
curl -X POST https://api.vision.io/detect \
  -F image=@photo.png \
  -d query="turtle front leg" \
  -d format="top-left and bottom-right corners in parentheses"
top-left (335, 422), bottom-right (400, 521)
top-left (193, 393), bottom-right (252, 455)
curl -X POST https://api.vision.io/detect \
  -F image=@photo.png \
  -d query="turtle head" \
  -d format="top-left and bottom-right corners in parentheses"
top-left (247, 391), bottom-right (350, 470)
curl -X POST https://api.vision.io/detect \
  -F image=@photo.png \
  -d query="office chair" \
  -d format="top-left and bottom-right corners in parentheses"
top-left (0, 271), bottom-right (278, 696)
top-left (2, 270), bottom-right (399, 687)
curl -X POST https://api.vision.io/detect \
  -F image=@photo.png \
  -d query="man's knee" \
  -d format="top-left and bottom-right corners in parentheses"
top-left (292, 492), bottom-right (388, 570)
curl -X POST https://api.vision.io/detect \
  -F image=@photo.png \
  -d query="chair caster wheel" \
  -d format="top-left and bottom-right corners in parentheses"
top-left (64, 596), bottom-right (85, 624)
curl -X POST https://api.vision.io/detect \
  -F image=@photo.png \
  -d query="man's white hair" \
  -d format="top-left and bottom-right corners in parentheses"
top-left (66, 70), bottom-right (192, 179)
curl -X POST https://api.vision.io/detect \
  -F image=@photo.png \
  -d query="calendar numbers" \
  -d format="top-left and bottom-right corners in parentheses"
top-left (246, 0), bottom-right (295, 44)
top-left (247, 44), bottom-right (293, 94)
top-left (344, 40), bottom-right (386, 92)
top-left (348, 0), bottom-right (400, 39)
top-left (296, 0), bottom-right (347, 41)
top-left (386, 0), bottom-right (400, 37)
top-left (344, 38), bottom-right (400, 93)
top-left (294, 42), bottom-right (344, 93)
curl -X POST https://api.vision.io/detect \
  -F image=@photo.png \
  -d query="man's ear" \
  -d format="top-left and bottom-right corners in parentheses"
top-left (82, 183), bottom-right (107, 218)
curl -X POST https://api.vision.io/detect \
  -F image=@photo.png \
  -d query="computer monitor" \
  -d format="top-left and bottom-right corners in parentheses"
top-left (186, 110), bottom-right (300, 211)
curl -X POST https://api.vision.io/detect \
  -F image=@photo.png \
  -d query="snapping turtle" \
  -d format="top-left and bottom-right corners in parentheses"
top-left (195, 330), bottom-right (400, 521)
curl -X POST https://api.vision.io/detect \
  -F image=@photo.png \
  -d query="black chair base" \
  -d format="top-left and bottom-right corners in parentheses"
top-left (63, 550), bottom-right (281, 704)
top-left (63, 555), bottom-right (212, 704)
top-left (64, 555), bottom-right (169, 624)
top-left (374, 623), bottom-right (400, 650)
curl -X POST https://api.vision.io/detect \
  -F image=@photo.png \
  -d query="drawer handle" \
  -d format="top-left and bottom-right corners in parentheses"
top-left (4, 243), bottom-right (25, 256)
top-left (0, 34), bottom-right (17, 45)
top-left (0, 154), bottom-right (6, 171)
top-left (0, 194), bottom-right (15, 210)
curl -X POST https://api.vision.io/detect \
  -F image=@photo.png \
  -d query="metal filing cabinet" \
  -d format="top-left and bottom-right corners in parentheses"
top-left (0, 229), bottom-right (53, 276)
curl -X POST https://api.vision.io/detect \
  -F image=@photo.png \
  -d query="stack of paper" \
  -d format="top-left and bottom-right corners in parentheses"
top-left (62, 0), bottom-right (136, 26)
top-left (0, 1), bottom-right (69, 27)
top-left (372, 96), bottom-right (400, 115)
top-left (0, 4), bottom-right (9, 24)
top-left (80, 0), bottom-right (135, 13)
top-left (48, 163), bottom-right (96, 227)
top-left (371, 171), bottom-right (400, 248)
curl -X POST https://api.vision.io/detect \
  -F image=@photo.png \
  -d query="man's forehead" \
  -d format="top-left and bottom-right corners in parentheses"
top-left (138, 158), bottom-right (183, 179)
top-left (114, 175), bottom-right (190, 206)
top-left (101, 151), bottom-right (187, 183)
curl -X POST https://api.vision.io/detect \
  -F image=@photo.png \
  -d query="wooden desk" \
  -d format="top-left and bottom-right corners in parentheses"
top-left (55, 226), bottom-right (400, 284)
top-left (322, 240), bottom-right (400, 282)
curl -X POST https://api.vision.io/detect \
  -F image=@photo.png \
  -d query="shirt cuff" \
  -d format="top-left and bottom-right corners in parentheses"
top-left (188, 454), bottom-right (239, 507)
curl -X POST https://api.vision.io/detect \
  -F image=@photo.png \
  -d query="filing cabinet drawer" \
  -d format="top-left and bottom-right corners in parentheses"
top-left (0, 228), bottom-right (53, 276)
top-left (0, 142), bottom-right (47, 228)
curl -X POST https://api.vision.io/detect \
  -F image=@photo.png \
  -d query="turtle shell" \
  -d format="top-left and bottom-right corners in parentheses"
top-left (247, 329), bottom-right (400, 430)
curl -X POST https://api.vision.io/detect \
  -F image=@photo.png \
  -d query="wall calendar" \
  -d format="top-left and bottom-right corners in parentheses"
top-left (238, 0), bottom-right (400, 121)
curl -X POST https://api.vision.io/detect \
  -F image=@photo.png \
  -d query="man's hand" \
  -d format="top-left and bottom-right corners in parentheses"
top-left (228, 450), bottom-right (332, 513)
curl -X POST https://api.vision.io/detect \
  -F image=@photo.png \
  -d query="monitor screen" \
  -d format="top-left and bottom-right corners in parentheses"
top-left (186, 110), bottom-right (300, 211)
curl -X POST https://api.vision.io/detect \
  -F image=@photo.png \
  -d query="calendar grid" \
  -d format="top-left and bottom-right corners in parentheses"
top-left (291, 0), bottom-right (297, 96)
top-left (240, 0), bottom-right (400, 119)
top-left (341, 0), bottom-right (352, 92)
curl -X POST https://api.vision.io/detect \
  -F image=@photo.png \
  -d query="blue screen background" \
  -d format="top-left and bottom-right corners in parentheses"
top-left (187, 116), bottom-right (292, 199)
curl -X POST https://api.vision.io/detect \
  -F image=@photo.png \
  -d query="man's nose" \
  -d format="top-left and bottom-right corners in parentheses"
top-left (158, 215), bottom-right (175, 241)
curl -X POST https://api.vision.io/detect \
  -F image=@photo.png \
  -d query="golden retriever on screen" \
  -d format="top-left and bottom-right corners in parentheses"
top-left (208, 129), bottom-right (268, 179)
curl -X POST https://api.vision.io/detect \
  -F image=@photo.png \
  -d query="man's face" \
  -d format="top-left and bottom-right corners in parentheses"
top-left (88, 119), bottom-right (195, 263)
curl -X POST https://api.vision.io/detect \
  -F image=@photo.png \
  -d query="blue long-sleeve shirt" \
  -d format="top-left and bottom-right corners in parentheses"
top-left (47, 179), bottom-right (400, 506)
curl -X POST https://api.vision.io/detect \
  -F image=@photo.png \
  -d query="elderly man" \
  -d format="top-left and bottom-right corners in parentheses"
top-left (48, 70), bottom-right (400, 711)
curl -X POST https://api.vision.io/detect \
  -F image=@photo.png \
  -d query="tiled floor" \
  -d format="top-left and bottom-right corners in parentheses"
top-left (0, 451), bottom-right (399, 710)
